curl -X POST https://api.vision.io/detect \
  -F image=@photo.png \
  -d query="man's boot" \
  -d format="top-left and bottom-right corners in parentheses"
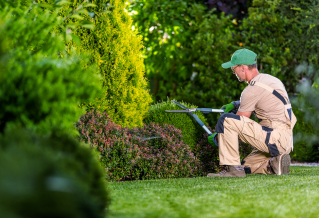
top-left (269, 154), bottom-right (291, 175)
top-left (207, 165), bottom-right (246, 177)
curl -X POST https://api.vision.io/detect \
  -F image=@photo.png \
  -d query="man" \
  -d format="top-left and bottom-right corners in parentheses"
top-left (207, 49), bottom-right (297, 177)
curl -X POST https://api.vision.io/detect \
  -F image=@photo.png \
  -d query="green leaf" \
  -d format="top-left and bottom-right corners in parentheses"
top-left (66, 24), bottom-right (77, 29)
top-left (70, 14), bottom-right (84, 20)
top-left (38, 3), bottom-right (54, 9)
top-left (77, 9), bottom-right (89, 14)
top-left (55, 0), bottom-right (71, 6)
top-left (70, 33), bottom-right (81, 46)
top-left (173, 20), bottom-right (182, 26)
top-left (84, 3), bottom-right (97, 7)
top-left (65, 32), bottom-right (72, 42)
top-left (81, 24), bottom-right (94, 29)
top-left (291, 7), bottom-right (302, 11)
top-left (81, 20), bottom-right (93, 25)
top-left (101, 11), bottom-right (112, 15)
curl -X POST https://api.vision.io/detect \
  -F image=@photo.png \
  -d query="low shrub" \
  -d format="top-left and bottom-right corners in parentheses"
top-left (76, 110), bottom-right (201, 181)
top-left (0, 128), bottom-right (110, 218)
top-left (143, 99), bottom-right (209, 150)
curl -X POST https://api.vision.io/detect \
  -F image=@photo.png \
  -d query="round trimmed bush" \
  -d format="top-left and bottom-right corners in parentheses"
top-left (0, 129), bottom-right (110, 218)
top-left (143, 99), bottom-right (209, 150)
top-left (0, 3), bottom-right (101, 135)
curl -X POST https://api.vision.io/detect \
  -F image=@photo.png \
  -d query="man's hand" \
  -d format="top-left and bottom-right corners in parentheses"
top-left (208, 132), bottom-right (218, 146)
top-left (221, 101), bottom-right (240, 114)
top-left (221, 103), bottom-right (235, 113)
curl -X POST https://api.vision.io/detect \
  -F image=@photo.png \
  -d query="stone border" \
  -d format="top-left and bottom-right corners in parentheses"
top-left (291, 162), bottom-right (319, 167)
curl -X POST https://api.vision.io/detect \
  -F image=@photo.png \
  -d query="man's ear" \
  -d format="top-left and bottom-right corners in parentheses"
top-left (241, 65), bottom-right (245, 72)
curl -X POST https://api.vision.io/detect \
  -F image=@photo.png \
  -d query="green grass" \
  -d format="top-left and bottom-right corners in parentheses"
top-left (107, 166), bottom-right (319, 218)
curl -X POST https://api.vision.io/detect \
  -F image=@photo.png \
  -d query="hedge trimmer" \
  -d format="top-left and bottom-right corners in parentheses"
top-left (165, 100), bottom-right (224, 136)
top-left (136, 101), bottom-right (222, 141)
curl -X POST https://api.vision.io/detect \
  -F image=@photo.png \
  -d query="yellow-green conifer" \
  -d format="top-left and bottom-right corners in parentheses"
top-left (39, 0), bottom-right (153, 127)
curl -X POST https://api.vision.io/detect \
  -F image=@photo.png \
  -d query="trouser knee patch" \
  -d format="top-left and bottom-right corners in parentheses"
top-left (216, 113), bottom-right (240, 134)
top-left (262, 126), bottom-right (280, 157)
top-left (241, 160), bottom-right (246, 165)
top-left (244, 166), bottom-right (251, 174)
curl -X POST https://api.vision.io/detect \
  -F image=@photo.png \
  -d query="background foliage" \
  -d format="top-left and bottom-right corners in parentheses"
top-left (200, 0), bottom-right (251, 20)
top-left (129, 1), bottom-right (245, 127)
top-left (291, 64), bottom-right (319, 162)
top-left (239, 0), bottom-right (319, 92)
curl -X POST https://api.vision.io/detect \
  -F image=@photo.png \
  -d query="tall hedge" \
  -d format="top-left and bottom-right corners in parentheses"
top-left (37, 0), bottom-right (153, 128)
top-left (0, 3), bottom-right (101, 135)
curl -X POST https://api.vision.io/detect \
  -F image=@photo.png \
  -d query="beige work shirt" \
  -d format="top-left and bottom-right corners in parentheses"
top-left (238, 73), bottom-right (290, 126)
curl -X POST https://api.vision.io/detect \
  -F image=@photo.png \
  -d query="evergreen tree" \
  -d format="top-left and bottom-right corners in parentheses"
top-left (37, 0), bottom-right (153, 128)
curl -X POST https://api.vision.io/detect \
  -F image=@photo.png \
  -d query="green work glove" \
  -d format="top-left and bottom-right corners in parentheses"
top-left (208, 132), bottom-right (218, 146)
top-left (221, 103), bottom-right (235, 113)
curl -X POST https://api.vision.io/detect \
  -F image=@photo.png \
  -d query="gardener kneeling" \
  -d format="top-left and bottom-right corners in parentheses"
top-left (207, 49), bottom-right (297, 177)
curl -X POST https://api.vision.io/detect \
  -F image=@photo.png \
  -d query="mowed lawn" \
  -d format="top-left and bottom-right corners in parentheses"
top-left (107, 166), bottom-right (319, 218)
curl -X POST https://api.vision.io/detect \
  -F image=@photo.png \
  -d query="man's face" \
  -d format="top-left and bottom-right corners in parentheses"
top-left (231, 65), bottom-right (245, 82)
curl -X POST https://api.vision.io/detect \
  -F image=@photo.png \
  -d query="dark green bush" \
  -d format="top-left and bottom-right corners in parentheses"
top-left (143, 99), bottom-right (209, 149)
top-left (290, 65), bottom-right (319, 162)
top-left (0, 129), bottom-right (110, 218)
top-left (290, 106), bottom-right (317, 162)
top-left (76, 110), bottom-right (201, 181)
top-left (239, 0), bottom-right (296, 91)
top-left (0, 3), bottom-right (101, 135)
top-left (176, 4), bottom-right (245, 125)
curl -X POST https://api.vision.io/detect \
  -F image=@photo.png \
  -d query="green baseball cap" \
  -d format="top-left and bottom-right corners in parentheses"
top-left (222, 49), bottom-right (257, 69)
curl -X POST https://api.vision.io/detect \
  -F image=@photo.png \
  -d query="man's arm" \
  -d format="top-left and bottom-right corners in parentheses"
top-left (232, 100), bottom-right (252, 118)
top-left (237, 111), bottom-right (252, 118)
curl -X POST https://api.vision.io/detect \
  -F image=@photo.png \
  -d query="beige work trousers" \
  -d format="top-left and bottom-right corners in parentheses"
top-left (216, 113), bottom-right (293, 174)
